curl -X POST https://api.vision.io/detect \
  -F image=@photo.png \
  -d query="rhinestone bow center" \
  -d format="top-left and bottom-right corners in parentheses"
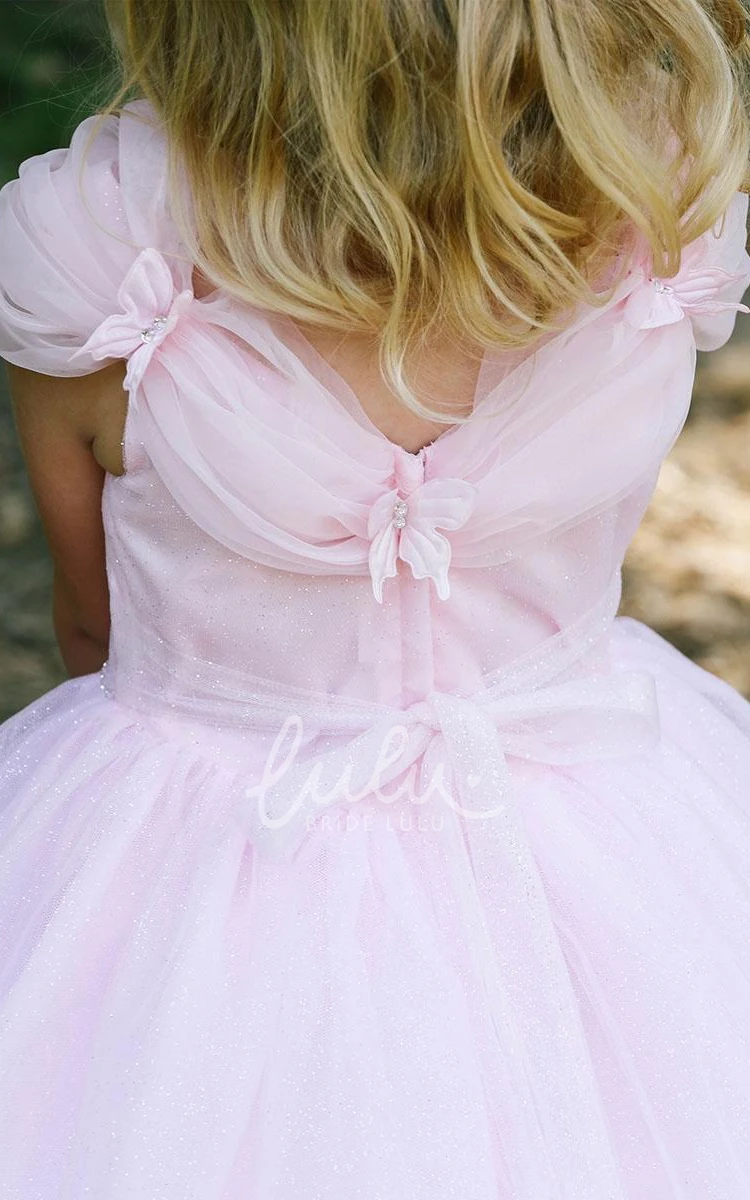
top-left (392, 499), bottom-right (409, 529)
top-left (140, 314), bottom-right (170, 343)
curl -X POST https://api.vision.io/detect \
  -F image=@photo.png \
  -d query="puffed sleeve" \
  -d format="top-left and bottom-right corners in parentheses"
top-left (0, 99), bottom-right (189, 377)
top-left (623, 190), bottom-right (750, 352)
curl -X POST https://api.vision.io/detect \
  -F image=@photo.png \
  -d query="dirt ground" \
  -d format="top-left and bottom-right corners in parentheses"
top-left (1, 330), bottom-right (749, 722)
top-left (622, 340), bottom-right (750, 698)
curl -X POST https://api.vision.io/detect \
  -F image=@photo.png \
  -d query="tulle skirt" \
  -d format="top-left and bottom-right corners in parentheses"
top-left (1, 615), bottom-right (750, 1199)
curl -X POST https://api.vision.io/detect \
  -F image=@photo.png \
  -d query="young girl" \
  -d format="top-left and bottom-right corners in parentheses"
top-left (2, 0), bottom-right (750, 1195)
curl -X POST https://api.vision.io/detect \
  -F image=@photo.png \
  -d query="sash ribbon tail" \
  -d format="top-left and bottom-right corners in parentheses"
top-left (416, 669), bottom-right (659, 1196)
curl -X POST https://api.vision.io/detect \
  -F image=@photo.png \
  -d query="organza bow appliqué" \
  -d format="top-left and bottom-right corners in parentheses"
top-left (67, 247), bottom-right (194, 392)
top-left (624, 261), bottom-right (750, 330)
top-left (367, 477), bottom-right (477, 603)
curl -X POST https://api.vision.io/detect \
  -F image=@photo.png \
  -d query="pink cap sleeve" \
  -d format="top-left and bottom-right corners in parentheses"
top-left (0, 100), bottom-right (187, 377)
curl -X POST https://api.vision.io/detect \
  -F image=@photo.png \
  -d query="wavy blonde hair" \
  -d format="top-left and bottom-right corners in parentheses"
top-left (99, 0), bottom-right (750, 421)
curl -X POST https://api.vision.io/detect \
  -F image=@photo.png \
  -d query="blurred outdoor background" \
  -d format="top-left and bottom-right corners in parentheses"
top-left (1, 0), bottom-right (749, 722)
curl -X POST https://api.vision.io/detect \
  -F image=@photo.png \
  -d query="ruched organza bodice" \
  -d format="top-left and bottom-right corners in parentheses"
top-left (2, 100), bottom-right (750, 1200)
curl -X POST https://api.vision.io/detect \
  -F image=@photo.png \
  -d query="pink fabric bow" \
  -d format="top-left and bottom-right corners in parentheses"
top-left (367, 477), bottom-right (477, 603)
top-left (624, 264), bottom-right (750, 330)
top-left (67, 247), bottom-right (194, 392)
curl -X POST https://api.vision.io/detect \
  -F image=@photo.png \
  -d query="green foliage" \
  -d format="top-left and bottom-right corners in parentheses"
top-left (0, 0), bottom-right (116, 186)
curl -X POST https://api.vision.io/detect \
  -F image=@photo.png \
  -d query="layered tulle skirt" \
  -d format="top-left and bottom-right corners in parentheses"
top-left (1, 615), bottom-right (749, 1199)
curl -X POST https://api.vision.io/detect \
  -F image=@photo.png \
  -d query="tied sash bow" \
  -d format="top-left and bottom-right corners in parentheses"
top-left (236, 664), bottom-right (660, 860)
top-left (232, 651), bottom-right (660, 1192)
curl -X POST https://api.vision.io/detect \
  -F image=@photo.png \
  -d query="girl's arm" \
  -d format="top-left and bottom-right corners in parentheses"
top-left (5, 360), bottom-right (126, 677)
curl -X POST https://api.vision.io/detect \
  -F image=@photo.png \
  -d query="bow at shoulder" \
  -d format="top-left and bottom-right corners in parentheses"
top-left (67, 247), bottom-right (194, 393)
top-left (623, 191), bottom-right (750, 345)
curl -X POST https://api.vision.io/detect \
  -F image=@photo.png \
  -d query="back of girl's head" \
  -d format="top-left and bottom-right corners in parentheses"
top-left (101, 0), bottom-right (750, 418)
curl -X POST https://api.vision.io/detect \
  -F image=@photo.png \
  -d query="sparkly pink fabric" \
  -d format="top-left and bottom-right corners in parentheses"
top-left (1, 99), bottom-right (750, 1199)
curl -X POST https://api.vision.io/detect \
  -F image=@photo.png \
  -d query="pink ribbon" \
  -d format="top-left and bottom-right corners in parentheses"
top-left (367, 477), bottom-right (478, 602)
top-left (231, 653), bottom-right (659, 1193)
top-left (236, 663), bottom-right (660, 859)
top-left (624, 264), bottom-right (750, 330)
top-left (67, 247), bottom-right (194, 392)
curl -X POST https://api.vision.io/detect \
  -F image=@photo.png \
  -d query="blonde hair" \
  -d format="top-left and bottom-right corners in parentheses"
top-left (99, 0), bottom-right (750, 422)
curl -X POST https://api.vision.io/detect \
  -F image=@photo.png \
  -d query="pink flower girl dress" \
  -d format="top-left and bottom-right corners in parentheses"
top-left (1, 99), bottom-right (750, 1200)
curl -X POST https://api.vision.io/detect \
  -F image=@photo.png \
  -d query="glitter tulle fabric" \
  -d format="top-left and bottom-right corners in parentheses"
top-left (1, 100), bottom-right (750, 1199)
